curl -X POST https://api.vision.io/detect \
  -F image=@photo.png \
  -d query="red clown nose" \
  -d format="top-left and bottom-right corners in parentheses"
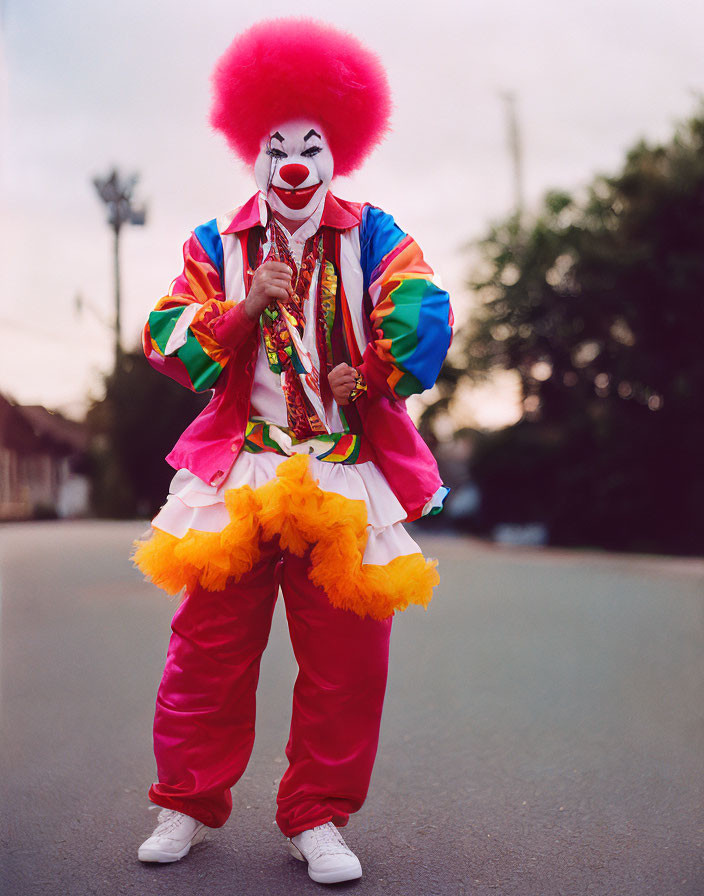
top-left (279, 164), bottom-right (310, 187)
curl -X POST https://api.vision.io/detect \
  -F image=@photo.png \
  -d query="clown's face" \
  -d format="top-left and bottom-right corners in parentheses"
top-left (254, 119), bottom-right (334, 221)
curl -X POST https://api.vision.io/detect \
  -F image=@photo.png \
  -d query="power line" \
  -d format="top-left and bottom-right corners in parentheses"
top-left (0, 316), bottom-right (109, 347)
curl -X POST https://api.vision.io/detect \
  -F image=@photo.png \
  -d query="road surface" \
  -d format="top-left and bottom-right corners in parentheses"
top-left (1, 522), bottom-right (702, 895)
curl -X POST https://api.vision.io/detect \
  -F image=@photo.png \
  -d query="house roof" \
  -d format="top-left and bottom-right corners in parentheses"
top-left (18, 405), bottom-right (88, 453)
top-left (0, 394), bottom-right (88, 455)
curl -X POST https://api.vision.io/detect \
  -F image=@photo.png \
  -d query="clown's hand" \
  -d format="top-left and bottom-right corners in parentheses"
top-left (329, 363), bottom-right (358, 406)
top-left (244, 261), bottom-right (293, 320)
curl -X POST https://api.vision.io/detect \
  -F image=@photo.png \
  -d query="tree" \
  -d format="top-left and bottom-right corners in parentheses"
top-left (451, 110), bottom-right (704, 554)
top-left (87, 349), bottom-right (208, 518)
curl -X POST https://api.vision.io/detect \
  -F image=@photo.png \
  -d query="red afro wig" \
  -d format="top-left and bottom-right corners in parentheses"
top-left (209, 18), bottom-right (391, 177)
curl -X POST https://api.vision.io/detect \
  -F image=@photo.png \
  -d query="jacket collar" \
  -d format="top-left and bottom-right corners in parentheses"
top-left (222, 190), bottom-right (361, 234)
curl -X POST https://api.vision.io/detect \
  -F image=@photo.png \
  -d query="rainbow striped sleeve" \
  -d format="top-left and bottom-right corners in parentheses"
top-left (359, 205), bottom-right (452, 399)
top-left (143, 219), bottom-right (234, 392)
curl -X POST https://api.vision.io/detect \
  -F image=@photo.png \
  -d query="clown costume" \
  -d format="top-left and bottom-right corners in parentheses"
top-left (134, 18), bottom-right (452, 884)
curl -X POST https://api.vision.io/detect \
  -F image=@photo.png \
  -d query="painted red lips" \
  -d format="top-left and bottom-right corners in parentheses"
top-left (271, 183), bottom-right (321, 210)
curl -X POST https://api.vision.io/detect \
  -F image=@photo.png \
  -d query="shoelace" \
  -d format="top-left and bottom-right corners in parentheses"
top-left (152, 809), bottom-right (188, 837)
top-left (313, 823), bottom-right (349, 855)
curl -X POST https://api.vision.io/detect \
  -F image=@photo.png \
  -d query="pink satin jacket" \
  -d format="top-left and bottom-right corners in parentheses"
top-left (143, 192), bottom-right (453, 521)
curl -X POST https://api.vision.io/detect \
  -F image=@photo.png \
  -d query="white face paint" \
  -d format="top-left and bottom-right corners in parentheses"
top-left (254, 119), bottom-right (334, 222)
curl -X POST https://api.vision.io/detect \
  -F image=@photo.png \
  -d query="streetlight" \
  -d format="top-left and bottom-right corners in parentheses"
top-left (499, 91), bottom-right (524, 225)
top-left (92, 168), bottom-right (147, 370)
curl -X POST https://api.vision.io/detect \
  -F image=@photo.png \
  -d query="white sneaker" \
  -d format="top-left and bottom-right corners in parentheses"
top-left (137, 808), bottom-right (207, 863)
top-left (289, 822), bottom-right (363, 884)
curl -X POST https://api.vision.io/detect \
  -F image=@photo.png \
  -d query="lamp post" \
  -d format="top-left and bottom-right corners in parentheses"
top-left (500, 91), bottom-right (524, 226)
top-left (92, 168), bottom-right (146, 371)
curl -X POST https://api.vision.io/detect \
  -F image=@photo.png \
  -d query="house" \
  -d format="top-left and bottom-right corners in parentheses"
top-left (0, 394), bottom-right (90, 519)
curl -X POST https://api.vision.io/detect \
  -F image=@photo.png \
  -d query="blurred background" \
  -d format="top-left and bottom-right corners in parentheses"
top-left (3, 6), bottom-right (704, 895)
top-left (2, 0), bottom-right (703, 555)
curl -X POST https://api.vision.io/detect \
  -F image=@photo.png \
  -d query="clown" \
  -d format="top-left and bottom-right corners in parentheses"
top-left (134, 19), bottom-right (452, 885)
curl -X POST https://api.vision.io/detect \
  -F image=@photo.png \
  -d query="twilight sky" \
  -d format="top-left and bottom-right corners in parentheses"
top-left (2, 0), bottom-right (703, 427)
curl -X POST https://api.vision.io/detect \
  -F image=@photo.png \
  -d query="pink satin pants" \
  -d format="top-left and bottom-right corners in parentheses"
top-left (148, 541), bottom-right (393, 837)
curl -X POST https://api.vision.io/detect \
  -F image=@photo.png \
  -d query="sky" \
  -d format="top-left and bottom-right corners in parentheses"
top-left (2, 0), bottom-right (703, 428)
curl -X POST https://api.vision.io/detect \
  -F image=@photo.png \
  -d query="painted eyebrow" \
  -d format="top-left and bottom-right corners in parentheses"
top-left (270, 132), bottom-right (285, 142)
top-left (303, 129), bottom-right (322, 142)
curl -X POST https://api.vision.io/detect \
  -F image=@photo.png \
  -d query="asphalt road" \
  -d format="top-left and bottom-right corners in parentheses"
top-left (1, 521), bottom-right (703, 896)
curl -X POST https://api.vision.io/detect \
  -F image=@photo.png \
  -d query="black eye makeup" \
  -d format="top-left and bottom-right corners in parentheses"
top-left (301, 146), bottom-right (323, 158)
top-left (266, 147), bottom-right (288, 159)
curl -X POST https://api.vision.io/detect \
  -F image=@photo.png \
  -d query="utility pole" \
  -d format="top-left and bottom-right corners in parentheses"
top-left (500, 91), bottom-right (524, 225)
top-left (92, 169), bottom-right (146, 371)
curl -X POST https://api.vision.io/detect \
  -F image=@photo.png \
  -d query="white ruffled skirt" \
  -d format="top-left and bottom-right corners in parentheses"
top-left (152, 450), bottom-right (422, 566)
top-left (134, 441), bottom-right (445, 619)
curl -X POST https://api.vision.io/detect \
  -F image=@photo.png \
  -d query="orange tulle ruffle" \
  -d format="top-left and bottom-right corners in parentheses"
top-left (132, 454), bottom-right (438, 620)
